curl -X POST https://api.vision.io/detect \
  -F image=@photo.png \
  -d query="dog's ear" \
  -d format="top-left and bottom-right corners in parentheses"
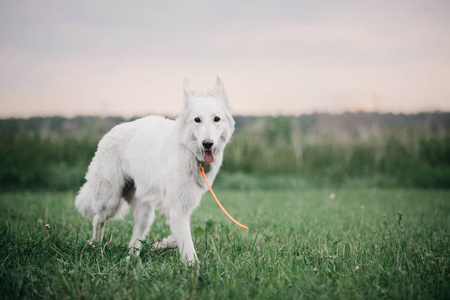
top-left (214, 76), bottom-right (225, 96)
top-left (214, 76), bottom-right (232, 109)
top-left (183, 78), bottom-right (193, 97)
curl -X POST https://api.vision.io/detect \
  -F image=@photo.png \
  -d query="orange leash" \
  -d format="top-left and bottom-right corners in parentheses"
top-left (200, 167), bottom-right (248, 230)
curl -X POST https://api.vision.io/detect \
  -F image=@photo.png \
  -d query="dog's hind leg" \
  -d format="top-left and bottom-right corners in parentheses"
top-left (92, 214), bottom-right (106, 243)
top-left (152, 235), bottom-right (177, 252)
top-left (153, 216), bottom-right (178, 251)
top-left (128, 199), bottom-right (156, 256)
top-left (89, 186), bottom-right (122, 244)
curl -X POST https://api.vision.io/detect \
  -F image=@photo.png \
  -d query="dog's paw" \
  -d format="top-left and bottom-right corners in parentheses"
top-left (128, 247), bottom-right (141, 258)
top-left (187, 258), bottom-right (200, 267)
top-left (152, 237), bottom-right (177, 252)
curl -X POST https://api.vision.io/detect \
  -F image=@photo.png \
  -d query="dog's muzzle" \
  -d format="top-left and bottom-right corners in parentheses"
top-left (201, 139), bottom-right (215, 163)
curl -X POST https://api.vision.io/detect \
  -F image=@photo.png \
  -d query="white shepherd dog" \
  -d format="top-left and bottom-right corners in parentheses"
top-left (75, 77), bottom-right (235, 263)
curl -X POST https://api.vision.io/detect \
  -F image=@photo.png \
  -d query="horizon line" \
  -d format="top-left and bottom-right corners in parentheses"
top-left (1, 110), bottom-right (449, 121)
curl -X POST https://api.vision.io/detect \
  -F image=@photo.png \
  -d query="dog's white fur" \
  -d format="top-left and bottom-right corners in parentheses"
top-left (75, 77), bottom-right (235, 262)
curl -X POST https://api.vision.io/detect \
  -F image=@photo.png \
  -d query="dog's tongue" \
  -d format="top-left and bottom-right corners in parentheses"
top-left (203, 150), bottom-right (214, 163)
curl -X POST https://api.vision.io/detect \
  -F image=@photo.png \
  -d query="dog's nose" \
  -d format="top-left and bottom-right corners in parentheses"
top-left (202, 139), bottom-right (214, 149)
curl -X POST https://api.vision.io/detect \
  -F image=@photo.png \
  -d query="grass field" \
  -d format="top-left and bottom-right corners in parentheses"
top-left (1, 186), bottom-right (449, 299)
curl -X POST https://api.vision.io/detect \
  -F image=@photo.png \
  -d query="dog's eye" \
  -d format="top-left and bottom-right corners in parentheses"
top-left (214, 116), bottom-right (221, 122)
top-left (194, 117), bottom-right (201, 123)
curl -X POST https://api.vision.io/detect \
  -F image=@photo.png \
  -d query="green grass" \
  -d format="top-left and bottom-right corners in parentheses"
top-left (0, 187), bottom-right (449, 299)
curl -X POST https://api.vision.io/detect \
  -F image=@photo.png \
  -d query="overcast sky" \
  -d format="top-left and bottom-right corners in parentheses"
top-left (1, 0), bottom-right (449, 117)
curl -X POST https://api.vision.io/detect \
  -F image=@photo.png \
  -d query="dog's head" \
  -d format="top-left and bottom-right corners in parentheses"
top-left (179, 77), bottom-right (235, 164)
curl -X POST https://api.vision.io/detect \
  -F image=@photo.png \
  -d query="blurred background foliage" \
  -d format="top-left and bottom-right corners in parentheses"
top-left (0, 113), bottom-right (449, 190)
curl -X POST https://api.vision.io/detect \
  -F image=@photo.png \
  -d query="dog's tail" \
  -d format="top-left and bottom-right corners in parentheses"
top-left (75, 182), bottom-right (130, 221)
top-left (75, 183), bottom-right (96, 220)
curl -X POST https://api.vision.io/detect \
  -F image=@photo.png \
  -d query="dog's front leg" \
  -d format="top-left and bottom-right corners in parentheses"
top-left (169, 209), bottom-right (197, 263)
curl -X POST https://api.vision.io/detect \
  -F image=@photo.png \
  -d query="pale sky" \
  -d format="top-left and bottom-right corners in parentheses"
top-left (1, 0), bottom-right (449, 118)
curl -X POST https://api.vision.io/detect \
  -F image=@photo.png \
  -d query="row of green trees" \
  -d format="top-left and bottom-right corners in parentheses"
top-left (223, 115), bottom-right (449, 188)
top-left (0, 113), bottom-right (449, 190)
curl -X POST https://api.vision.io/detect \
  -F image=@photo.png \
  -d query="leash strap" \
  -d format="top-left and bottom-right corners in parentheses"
top-left (199, 166), bottom-right (248, 230)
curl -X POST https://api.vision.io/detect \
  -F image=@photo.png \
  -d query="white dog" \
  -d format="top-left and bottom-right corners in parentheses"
top-left (75, 77), bottom-right (235, 263)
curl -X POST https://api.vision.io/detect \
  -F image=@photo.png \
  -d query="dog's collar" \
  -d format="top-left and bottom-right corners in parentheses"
top-left (197, 160), bottom-right (211, 174)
